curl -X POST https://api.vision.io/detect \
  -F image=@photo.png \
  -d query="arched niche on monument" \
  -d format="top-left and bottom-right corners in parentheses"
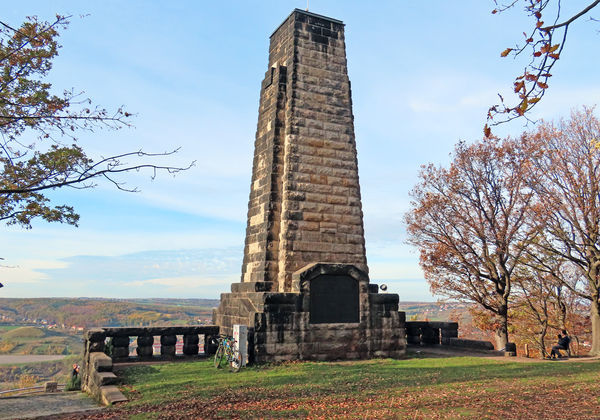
top-left (293, 263), bottom-right (369, 324)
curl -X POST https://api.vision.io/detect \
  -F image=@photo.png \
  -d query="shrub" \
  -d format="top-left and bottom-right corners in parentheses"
top-left (65, 373), bottom-right (81, 391)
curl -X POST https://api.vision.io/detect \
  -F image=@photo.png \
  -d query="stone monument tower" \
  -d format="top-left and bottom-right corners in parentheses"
top-left (214, 9), bottom-right (405, 362)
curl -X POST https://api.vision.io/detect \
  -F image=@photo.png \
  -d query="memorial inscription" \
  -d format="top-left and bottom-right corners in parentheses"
top-left (309, 275), bottom-right (359, 324)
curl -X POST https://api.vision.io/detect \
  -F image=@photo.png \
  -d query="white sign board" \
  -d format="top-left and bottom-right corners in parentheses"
top-left (232, 324), bottom-right (248, 366)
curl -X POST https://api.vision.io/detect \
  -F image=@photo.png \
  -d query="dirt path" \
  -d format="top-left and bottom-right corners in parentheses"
top-left (0, 393), bottom-right (102, 420)
top-left (0, 355), bottom-right (67, 365)
top-left (409, 345), bottom-right (600, 362)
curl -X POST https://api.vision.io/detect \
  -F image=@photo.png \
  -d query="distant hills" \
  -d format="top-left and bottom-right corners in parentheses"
top-left (0, 297), bottom-right (468, 330)
top-left (398, 301), bottom-right (469, 322)
top-left (0, 298), bottom-right (219, 329)
top-left (0, 325), bottom-right (82, 355)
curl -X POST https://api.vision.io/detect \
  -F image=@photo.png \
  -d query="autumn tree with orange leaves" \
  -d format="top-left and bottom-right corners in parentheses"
top-left (525, 108), bottom-right (600, 355)
top-left (511, 250), bottom-right (589, 357)
top-left (485, 0), bottom-right (599, 136)
top-left (405, 138), bottom-right (539, 349)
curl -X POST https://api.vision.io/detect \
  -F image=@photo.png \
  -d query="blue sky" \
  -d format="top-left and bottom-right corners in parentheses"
top-left (2, 1), bottom-right (599, 300)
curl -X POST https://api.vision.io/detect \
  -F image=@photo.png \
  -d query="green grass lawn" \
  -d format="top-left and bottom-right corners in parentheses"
top-left (0, 326), bottom-right (20, 332)
top-left (86, 355), bottom-right (600, 419)
top-left (2, 326), bottom-right (46, 339)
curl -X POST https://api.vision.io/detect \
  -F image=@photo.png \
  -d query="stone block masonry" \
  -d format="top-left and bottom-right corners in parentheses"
top-left (214, 9), bottom-right (406, 362)
top-left (240, 8), bottom-right (367, 293)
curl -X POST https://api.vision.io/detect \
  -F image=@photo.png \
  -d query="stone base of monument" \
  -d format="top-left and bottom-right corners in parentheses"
top-left (213, 263), bottom-right (406, 363)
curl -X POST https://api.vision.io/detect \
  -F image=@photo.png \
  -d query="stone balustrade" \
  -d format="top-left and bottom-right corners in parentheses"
top-left (85, 326), bottom-right (220, 362)
top-left (82, 325), bottom-right (219, 405)
top-left (405, 321), bottom-right (459, 346)
top-left (405, 321), bottom-right (499, 352)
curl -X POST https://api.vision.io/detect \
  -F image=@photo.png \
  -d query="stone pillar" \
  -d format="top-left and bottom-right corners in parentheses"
top-left (440, 323), bottom-right (459, 345)
top-left (204, 335), bottom-right (218, 355)
top-left (405, 322), bottom-right (424, 345)
top-left (136, 335), bottom-right (154, 358)
top-left (160, 335), bottom-right (177, 358)
top-left (183, 334), bottom-right (199, 355)
top-left (419, 326), bottom-right (434, 345)
top-left (82, 329), bottom-right (105, 394)
top-left (111, 336), bottom-right (130, 360)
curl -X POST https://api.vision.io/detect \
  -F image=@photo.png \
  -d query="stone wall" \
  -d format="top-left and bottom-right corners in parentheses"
top-left (405, 321), bottom-right (459, 346)
top-left (405, 321), bottom-right (497, 352)
top-left (219, 263), bottom-right (406, 362)
top-left (81, 329), bottom-right (125, 406)
top-left (82, 326), bottom-right (219, 405)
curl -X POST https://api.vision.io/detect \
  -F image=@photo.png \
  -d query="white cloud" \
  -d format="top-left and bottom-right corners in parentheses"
top-left (1, 247), bottom-right (242, 298)
top-left (2, 266), bottom-right (45, 285)
top-left (2, 225), bottom-right (244, 261)
top-left (1, 259), bottom-right (71, 296)
top-left (20, 259), bottom-right (70, 270)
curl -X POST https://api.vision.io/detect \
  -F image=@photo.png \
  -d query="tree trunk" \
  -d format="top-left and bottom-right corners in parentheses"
top-left (494, 313), bottom-right (509, 350)
top-left (591, 298), bottom-right (600, 356)
top-left (538, 322), bottom-right (548, 358)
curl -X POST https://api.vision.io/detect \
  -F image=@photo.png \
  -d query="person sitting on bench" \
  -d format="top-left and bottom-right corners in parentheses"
top-left (550, 330), bottom-right (570, 359)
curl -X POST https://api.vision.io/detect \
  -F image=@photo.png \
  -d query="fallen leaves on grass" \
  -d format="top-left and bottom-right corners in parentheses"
top-left (57, 378), bottom-right (599, 419)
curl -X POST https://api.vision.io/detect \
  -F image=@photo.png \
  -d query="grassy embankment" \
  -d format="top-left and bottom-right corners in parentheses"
top-left (85, 355), bottom-right (600, 419)
top-left (0, 326), bottom-right (81, 355)
top-left (0, 326), bottom-right (82, 390)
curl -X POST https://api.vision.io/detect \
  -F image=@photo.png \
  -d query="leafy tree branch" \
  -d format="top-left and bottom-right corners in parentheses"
top-left (485, 1), bottom-right (599, 136)
top-left (0, 15), bottom-right (193, 229)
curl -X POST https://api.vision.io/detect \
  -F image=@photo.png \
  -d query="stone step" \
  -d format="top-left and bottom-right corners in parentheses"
top-left (100, 385), bottom-right (128, 406)
top-left (89, 352), bottom-right (112, 372)
top-left (93, 371), bottom-right (117, 387)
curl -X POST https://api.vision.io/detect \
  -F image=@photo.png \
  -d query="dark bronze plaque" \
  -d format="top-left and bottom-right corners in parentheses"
top-left (309, 275), bottom-right (359, 323)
